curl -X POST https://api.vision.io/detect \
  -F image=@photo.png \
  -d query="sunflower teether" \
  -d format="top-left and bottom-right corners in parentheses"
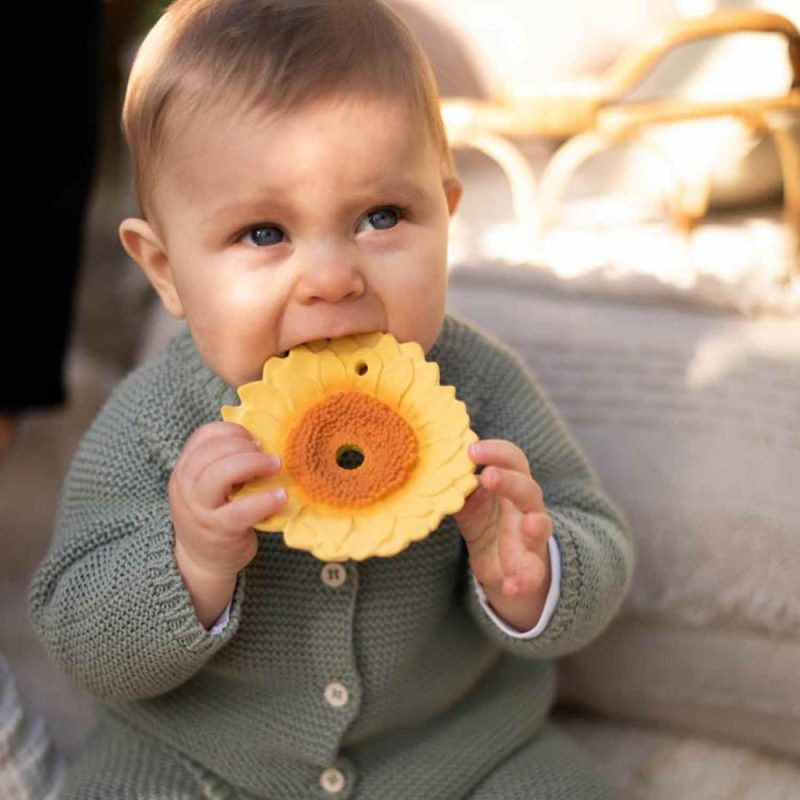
top-left (220, 331), bottom-right (478, 561)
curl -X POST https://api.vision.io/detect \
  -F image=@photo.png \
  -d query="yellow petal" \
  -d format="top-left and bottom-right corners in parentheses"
top-left (237, 410), bottom-right (283, 448)
top-left (280, 347), bottom-right (330, 410)
top-left (371, 332), bottom-right (402, 362)
top-left (375, 514), bottom-right (429, 556)
top-left (342, 514), bottom-right (390, 561)
top-left (220, 403), bottom-right (245, 426)
top-left (317, 349), bottom-right (350, 393)
top-left (374, 356), bottom-right (414, 407)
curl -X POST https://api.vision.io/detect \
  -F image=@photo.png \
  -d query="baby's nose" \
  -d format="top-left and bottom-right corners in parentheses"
top-left (296, 250), bottom-right (366, 303)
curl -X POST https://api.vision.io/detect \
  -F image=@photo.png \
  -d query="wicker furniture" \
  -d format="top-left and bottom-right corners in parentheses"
top-left (442, 9), bottom-right (800, 274)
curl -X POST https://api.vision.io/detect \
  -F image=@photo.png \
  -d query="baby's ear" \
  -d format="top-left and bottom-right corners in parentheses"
top-left (118, 217), bottom-right (185, 319)
top-left (443, 176), bottom-right (463, 217)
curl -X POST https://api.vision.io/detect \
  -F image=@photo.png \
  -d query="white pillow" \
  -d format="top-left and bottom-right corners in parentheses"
top-left (446, 261), bottom-right (800, 757)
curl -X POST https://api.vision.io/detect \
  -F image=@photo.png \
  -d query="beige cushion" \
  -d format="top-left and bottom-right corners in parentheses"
top-left (553, 709), bottom-right (800, 800)
top-left (446, 261), bottom-right (800, 757)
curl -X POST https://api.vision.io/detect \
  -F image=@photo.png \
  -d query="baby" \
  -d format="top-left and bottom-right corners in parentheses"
top-left (29, 1), bottom-right (633, 798)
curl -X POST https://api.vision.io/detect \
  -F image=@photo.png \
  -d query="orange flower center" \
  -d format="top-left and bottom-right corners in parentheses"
top-left (284, 391), bottom-right (418, 507)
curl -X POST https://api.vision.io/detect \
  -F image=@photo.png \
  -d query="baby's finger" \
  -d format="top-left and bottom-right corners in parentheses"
top-left (196, 451), bottom-right (282, 509)
top-left (496, 503), bottom-right (526, 580)
top-left (521, 512), bottom-right (553, 548)
top-left (219, 486), bottom-right (288, 530)
top-left (481, 467), bottom-right (544, 514)
top-left (496, 521), bottom-right (541, 596)
top-left (469, 439), bottom-right (531, 477)
top-left (504, 552), bottom-right (547, 596)
top-left (181, 422), bottom-right (255, 465)
top-left (181, 434), bottom-right (261, 485)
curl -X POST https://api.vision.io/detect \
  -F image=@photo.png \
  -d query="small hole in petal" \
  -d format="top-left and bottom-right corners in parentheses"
top-left (355, 361), bottom-right (368, 376)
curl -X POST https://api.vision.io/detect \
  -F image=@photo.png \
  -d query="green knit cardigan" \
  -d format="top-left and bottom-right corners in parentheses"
top-left (29, 311), bottom-right (633, 799)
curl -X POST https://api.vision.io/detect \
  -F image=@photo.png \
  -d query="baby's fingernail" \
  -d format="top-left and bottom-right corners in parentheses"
top-left (469, 442), bottom-right (480, 456)
top-left (270, 487), bottom-right (287, 502)
top-left (265, 454), bottom-right (281, 469)
top-left (252, 438), bottom-right (261, 448)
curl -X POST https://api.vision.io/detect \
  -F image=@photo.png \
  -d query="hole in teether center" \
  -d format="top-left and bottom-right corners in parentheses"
top-left (335, 444), bottom-right (365, 470)
top-left (355, 361), bottom-right (368, 376)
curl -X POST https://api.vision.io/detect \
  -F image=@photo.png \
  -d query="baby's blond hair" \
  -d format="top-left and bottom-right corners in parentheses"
top-left (121, 0), bottom-right (456, 231)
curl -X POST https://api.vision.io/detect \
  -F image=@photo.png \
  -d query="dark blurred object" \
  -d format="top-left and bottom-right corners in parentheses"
top-left (3, 2), bottom-right (104, 416)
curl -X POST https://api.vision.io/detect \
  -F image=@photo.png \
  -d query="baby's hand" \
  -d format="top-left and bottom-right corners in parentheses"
top-left (453, 438), bottom-right (552, 631)
top-left (168, 421), bottom-right (286, 627)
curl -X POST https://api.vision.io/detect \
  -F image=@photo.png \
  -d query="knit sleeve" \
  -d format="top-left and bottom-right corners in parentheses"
top-left (28, 376), bottom-right (246, 701)
top-left (463, 341), bottom-right (634, 660)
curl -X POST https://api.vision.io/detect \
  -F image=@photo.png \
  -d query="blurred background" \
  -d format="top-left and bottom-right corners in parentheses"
top-left (1, 1), bottom-right (798, 798)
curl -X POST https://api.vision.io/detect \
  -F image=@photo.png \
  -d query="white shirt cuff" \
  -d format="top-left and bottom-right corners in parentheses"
top-left (208, 598), bottom-right (233, 635)
top-left (471, 535), bottom-right (561, 638)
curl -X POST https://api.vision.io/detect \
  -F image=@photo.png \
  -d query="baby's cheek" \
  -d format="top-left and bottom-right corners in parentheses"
top-left (226, 340), bottom-right (276, 386)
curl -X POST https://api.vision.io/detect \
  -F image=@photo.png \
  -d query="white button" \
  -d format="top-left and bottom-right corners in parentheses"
top-left (320, 767), bottom-right (346, 794)
top-left (321, 563), bottom-right (347, 587)
top-left (324, 682), bottom-right (349, 707)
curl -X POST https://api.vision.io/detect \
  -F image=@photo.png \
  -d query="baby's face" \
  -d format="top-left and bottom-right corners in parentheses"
top-left (121, 94), bottom-right (462, 388)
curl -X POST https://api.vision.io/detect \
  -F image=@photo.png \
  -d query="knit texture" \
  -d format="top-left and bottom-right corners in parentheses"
top-left (28, 311), bottom-right (633, 799)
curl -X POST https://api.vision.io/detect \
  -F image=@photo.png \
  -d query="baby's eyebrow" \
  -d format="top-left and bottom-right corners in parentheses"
top-left (204, 197), bottom-right (291, 225)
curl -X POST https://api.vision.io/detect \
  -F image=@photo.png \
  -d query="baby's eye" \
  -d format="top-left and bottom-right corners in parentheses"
top-left (359, 206), bottom-right (407, 233)
top-left (241, 225), bottom-right (285, 247)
